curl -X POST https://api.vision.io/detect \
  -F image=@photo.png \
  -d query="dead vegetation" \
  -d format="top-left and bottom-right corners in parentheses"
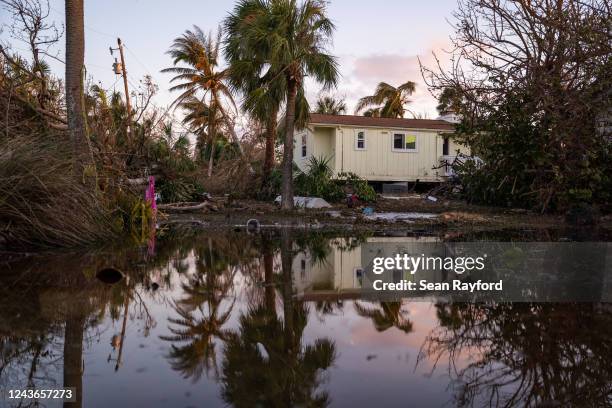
top-left (0, 135), bottom-right (118, 248)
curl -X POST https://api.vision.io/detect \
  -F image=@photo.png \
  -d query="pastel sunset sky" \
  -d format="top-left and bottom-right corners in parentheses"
top-left (1, 0), bottom-right (458, 120)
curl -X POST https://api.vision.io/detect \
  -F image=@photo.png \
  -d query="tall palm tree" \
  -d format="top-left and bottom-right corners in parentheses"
top-left (162, 26), bottom-right (236, 177)
top-left (355, 81), bottom-right (416, 118)
top-left (315, 95), bottom-right (346, 115)
top-left (224, 0), bottom-right (339, 210)
top-left (65, 0), bottom-right (87, 174)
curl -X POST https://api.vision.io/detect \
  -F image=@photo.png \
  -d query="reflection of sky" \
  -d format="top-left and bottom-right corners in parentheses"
top-left (0, 0), bottom-right (457, 122)
top-left (82, 263), bottom-right (462, 407)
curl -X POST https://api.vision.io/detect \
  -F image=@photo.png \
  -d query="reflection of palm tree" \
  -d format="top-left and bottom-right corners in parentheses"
top-left (161, 238), bottom-right (235, 381)
top-left (161, 300), bottom-right (233, 382)
top-left (354, 301), bottom-right (413, 333)
top-left (221, 304), bottom-right (335, 407)
top-left (221, 229), bottom-right (336, 407)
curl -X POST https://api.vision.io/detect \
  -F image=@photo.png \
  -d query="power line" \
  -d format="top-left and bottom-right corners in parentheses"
top-left (48, 5), bottom-right (116, 39)
top-left (123, 44), bottom-right (155, 78)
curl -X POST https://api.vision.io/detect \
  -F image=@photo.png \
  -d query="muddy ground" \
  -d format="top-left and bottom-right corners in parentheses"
top-left (161, 194), bottom-right (612, 237)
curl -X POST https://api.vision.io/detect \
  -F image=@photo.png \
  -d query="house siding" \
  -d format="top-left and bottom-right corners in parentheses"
top-left (294, 121), bottom-right (469, 182)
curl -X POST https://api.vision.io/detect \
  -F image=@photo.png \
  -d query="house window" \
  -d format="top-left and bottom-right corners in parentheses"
top-left (301, 134), bottom-right (307, 157)
top-left (393, 133), bottom-right (417, 152)
top-left (354, 267), bottom-right (364, 288)
top-left (355, 131), bottom-right (366, 150)
top-left (443, 137), bottom-right (449, 155)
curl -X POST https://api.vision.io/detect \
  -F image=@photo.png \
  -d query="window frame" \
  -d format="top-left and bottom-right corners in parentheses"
top-left (355, 130), bottom-right (366, 151)
top-left (392, 132), bottom-right (418, 153)
top-left (301, 134), bottom-right (307, 158)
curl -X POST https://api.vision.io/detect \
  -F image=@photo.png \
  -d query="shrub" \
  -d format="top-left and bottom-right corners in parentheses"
top-left (293, 157), bottom-right (376, 203)
top-left (337, 172), bottom-right (376, 202)
top-left (294, 156), bottom-right (344, 202)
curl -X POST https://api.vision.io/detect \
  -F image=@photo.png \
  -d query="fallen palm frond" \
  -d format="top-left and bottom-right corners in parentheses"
top-left (0, 134), bottom-right (119, 249)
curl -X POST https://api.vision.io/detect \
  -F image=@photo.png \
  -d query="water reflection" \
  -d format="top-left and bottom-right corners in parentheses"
top-left (424, 303), bottom-right (612, 407)
top-left (0, 228), bottom-right (610, 407)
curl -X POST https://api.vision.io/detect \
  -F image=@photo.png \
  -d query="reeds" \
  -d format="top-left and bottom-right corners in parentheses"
top-left (0, 134), bottom-right (117, 249)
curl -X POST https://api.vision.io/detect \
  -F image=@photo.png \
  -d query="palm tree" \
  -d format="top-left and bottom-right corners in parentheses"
top-left (179, 96), bottom-right (224, 163)
top-left (315, 95), bottom-right (346, 115)
top-left (224, 0), bottom-right (339, 210)
top-left (162, 26), bottom-right (236, 177)
top-left (65, 0), bottom-right (87, 174)
top-left (355, 81), bottom-right (416, 118)
top-left (436, 86), bottom-right (464, 116)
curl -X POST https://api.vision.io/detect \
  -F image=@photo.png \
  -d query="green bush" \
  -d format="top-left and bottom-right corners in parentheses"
top-left (293, 157), bottom-right (375, 203)
top-left (294, 156), bottom-right (344, 202)
top-left (337, 172), bottom-right (376, 202)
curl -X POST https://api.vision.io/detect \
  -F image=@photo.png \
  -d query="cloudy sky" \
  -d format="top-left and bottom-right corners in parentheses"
top-left (1, 0), bottom-right (458, 119)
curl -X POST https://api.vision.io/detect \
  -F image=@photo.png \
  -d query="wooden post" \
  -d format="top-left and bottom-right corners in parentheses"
top-left (117, 38), bottom-right (133, 144)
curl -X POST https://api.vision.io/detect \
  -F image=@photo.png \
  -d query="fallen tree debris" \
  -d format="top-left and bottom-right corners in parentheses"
top-left (158, 201), bottom-right (218, 213)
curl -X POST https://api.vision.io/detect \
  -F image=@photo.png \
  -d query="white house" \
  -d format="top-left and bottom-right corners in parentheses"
top-left (294, 114), bottom-right (469, 182)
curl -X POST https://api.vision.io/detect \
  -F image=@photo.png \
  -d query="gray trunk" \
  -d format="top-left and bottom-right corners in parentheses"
top-left (281, 80), bottom-right (298, 210)
top-left (65, 0), bottom-right (87, 175)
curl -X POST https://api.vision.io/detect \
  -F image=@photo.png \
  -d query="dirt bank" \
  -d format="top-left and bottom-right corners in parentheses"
top-left (161, 194), bottom-right (604, 234)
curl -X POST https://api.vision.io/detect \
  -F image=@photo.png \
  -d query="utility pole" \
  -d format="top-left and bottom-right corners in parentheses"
top-left (111, 38), bottom-right (133, 144)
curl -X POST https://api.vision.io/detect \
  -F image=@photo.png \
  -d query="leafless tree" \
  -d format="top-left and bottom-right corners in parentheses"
top-left (0, 0), bottom-right (63, 108)
top-left (421, 0), bottom-right (612, 211)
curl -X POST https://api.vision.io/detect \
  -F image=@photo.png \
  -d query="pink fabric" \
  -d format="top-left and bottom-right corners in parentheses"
top-left (145, 176), bottom-right (157, 212)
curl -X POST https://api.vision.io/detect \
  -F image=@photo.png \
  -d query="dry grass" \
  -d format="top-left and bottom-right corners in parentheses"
top-left (0, 134), bottom-right (118, 249)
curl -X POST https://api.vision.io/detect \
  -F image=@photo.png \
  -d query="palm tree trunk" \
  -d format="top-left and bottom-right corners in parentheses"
top-left (281, 80), bottom-right (298, 210)
top-left (207, 135), bottom-right (215, 177)
top-left (207, 96), bottom-right (216, 177)
top-left (65, 0), bottom-right (87, 176)
top-left (263, 238), bottom-right (276, 313)
top-left (280, 228), bottom-right (294, 355)
top-left (262, 107), bottom-right (278, 188)
top-left (63, 311), bottom-right (85, 408)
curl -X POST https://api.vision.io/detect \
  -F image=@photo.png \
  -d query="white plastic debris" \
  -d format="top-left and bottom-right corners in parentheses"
top-left (427, 196), bottom-right (438, 202)
top-left (256, 342), bottom-right (269, 361)
top-left (364, 212), bottom-right (438, 222)
top-left (275, 196), bottom-right (332, 209)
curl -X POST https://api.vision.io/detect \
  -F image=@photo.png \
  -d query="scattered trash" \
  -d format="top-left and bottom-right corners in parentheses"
top-left (326, 211), bottom-right (342, 218)
top-left (256, 342), bottom-right (269, 361)
top-left (274, 196), bottom-right (332, 209)
top-left (347, 193), bottom-right (359, 208)
top-left (362, 207), bottom-right (375, 216)
top-left (364, 212), bottom-right (438, 222)
top-left (380, 194), bottom-right (421, 200)
top-left (96, 268), bottom-right (124, 284)
top-left (427, 196), bottom-right (438, 202)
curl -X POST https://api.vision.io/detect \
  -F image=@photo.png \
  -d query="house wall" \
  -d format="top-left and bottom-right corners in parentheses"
top-left (334, 126), bottom-right (454, 182)
top-left (295, 124), bottom-right (470, 182)
top-left (294, 127), bottom-right (335, 173)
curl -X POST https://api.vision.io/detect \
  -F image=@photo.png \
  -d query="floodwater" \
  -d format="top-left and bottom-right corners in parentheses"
top-left (1, 227), bottom-right (611, 407)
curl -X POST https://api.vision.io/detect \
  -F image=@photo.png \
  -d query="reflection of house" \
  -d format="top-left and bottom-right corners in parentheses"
top-left (294, 114), bottom-right (469, 182)
top-left (293, 237), bottom-right (448, 301)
